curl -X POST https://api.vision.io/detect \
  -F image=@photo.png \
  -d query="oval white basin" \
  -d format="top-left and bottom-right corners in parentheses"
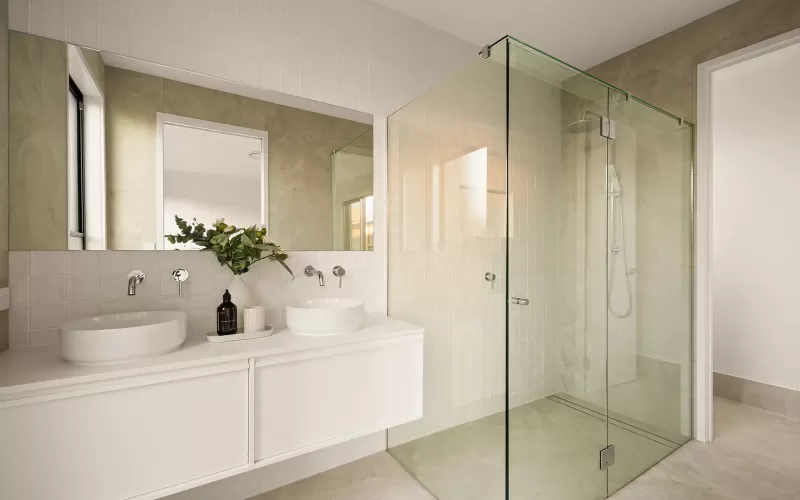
top-left (60, 311), bottom-right (187, 365)
top-left (286, 298), bottom-right (364, 336)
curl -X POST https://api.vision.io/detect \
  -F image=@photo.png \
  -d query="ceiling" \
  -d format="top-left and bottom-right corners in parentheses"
top-left (371, 0), bottom-right (738, 69)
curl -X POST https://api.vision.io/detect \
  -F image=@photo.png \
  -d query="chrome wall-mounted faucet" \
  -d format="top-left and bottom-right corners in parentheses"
top-left (304, 265), bottom-right (325, 286)
top-left (127, 270), bottom-right (146, 296)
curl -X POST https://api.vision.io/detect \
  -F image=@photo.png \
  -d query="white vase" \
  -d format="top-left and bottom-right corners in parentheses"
top-left (227, 275), bottom-right (254, 308)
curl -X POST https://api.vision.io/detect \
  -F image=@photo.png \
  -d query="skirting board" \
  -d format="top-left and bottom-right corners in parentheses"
top-left (171, 431), bottom-right (386, 500)
top-left (714, 372), bottom-right (800, 421)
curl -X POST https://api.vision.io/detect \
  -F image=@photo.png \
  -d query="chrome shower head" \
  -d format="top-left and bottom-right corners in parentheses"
top-left (565, 118), bottom-right (599, 134)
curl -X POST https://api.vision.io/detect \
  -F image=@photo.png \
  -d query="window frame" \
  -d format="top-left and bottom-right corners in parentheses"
top-left (68, 76), bottom-right (86, 248)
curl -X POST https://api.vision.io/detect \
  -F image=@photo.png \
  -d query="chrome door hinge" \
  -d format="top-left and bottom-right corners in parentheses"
top-left (480, 45), bottom-right (491, 59)
top-left (509, 297), bottom-right (529, 306)
top-left (600, 117), bottom-right (616, 140)
top-left (600, 445), bottom-right (616, 470)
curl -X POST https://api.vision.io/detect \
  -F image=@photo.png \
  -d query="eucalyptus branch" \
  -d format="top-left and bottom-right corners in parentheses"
top-left (165, 216), bottom-right (292, 278)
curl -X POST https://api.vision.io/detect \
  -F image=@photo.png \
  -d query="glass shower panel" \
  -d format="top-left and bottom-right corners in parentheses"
top-left (606, 92), bottom-right (694, 494)
top-left (506, 38), bottom-right (609, 500)
top-left (386, 42), bottom-right (508, 500)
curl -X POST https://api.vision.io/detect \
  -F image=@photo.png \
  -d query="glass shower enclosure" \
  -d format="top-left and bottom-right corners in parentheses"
top-left (386, 36), bottom-right (693, 500)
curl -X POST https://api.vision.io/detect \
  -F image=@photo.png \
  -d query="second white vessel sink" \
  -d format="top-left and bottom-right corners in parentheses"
top-left (286, 298), bottom-right (364, 336)
top-left (60, 311), bottom-right (187, 365)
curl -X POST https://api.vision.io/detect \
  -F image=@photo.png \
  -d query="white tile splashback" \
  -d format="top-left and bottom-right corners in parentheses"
top-left (9, 250), bottom-right (386, 349)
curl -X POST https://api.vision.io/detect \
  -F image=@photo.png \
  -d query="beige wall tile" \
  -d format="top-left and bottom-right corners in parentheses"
top-left (9, 30), bottom-right (68, 251)
top-left (714, 371), bottom-right (800, 419)
top-left (589, 0), bottom-right (800, 123)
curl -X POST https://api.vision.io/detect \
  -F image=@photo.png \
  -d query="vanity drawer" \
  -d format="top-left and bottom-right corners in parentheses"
top-left (253, 337), bottom-right (423, 463)
top-left (0, 362), bottom-right (249, 500)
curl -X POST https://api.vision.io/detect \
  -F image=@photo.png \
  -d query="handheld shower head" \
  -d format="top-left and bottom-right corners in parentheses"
top-left (608, 165), bottom-right (622, 196)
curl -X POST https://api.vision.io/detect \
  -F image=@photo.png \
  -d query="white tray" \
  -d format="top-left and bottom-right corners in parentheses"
top-left (206, 326), bottom-right (274, 343)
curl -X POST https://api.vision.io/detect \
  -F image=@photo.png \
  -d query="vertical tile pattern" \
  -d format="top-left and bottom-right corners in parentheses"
top-left (9, 0), bottom-right (476, 118)
top-left (8, 249), bottom-right (386, 348)
top-left (386, 51), bottom-right (573, 447)
top-left (386, 59), bottom-right (508, 446)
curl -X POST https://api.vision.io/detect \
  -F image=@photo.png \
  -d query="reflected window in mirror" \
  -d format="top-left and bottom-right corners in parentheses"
top-left (67, 77), bottom-right (86, 250)
top-left (344, 195), bottom-right (374, 251)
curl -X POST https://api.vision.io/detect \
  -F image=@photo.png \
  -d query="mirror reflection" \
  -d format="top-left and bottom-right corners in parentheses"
top-left (10, 31), bottom-right (374, 251)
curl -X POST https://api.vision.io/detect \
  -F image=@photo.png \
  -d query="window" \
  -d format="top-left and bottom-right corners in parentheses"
top-left (344, 195), bottom-right (374, 251)
top-left (67, 77), bottom-right (86, 249)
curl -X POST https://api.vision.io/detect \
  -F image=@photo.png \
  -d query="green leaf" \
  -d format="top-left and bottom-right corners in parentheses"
top-left (210, 233), bottom-right (228, 246)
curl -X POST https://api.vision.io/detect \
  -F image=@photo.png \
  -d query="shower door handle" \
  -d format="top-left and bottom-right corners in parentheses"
top-left (510, 297), bottom-right (529, 306)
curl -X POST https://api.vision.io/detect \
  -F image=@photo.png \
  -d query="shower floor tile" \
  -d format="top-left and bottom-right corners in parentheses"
top-left (240, 397), bottom-right (799, 500)
top-left (389, 397), bottom-right (672, 500)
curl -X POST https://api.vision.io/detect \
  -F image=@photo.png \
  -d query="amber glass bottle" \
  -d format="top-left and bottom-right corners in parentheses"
top-left (217, 289), bottom-right (238, 335)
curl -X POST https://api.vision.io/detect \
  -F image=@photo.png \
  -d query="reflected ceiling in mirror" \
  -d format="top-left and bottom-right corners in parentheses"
top-left (9, 31), bottom-right (374, 251)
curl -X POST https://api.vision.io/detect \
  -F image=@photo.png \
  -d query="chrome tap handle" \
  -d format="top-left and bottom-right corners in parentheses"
top-left (172, 268), bottom-right (189, 296)
top-left (332, 266), bottom-right (346, 288)
top-left (484, 272), bottom-right (496, 290)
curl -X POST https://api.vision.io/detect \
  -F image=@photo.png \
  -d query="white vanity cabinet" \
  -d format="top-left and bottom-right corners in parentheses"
top-left (253, 336), bottom-right (423, 463)
top-left (0, 317), bottom-right (423, 500)
top-left (0, 361), bottom-right (250, 500)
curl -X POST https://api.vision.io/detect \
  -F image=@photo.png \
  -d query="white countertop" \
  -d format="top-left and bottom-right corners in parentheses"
top-left (0, 315), bottom-right (422, 398)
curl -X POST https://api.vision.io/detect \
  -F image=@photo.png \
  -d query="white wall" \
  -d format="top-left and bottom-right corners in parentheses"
top-left (712, 40), bottom-right (800, 391)
top-left (8, 0), bottom-right (475, 118)
top-left (7, 1), bottom-right (475, 497)
top-left (7, 0), bottom-right (475, 327)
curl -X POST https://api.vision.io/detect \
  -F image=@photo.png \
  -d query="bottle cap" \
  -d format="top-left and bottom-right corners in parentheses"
top-left (223, 289), bottom-right (231, 302)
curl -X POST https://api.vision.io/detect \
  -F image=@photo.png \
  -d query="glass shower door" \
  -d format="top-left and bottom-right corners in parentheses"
top-left (506, 38), bottom-right (610, 500)
top-left (386, 39), bottom-right (509, 500)
top-left (605, 91), bottom-right (694, 494)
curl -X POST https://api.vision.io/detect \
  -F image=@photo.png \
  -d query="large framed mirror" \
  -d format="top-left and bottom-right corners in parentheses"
top-left (10, 31), bottom-right (375, 252)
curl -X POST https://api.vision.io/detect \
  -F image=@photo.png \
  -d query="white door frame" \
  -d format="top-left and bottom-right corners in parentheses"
top-left (155, 113), bottom-right (269, 250)
top-left (695, 27), bottom-right (800, 443)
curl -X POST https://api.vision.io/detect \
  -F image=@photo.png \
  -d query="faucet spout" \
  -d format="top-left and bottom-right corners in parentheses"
top-left (303, 265), bottom-right (325, 287)
top-left (127, 270), bottom-right (146, 296)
